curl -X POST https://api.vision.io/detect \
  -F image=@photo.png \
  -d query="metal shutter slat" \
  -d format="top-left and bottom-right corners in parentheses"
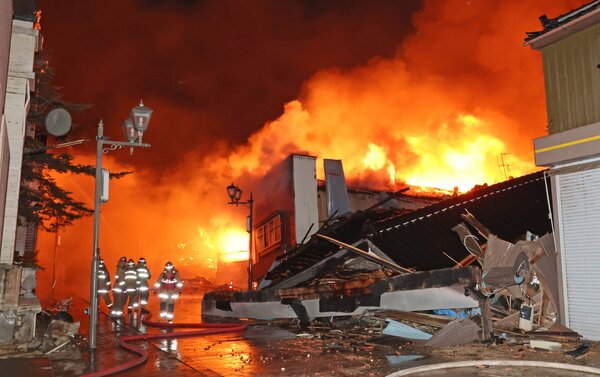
top-left (558, 167), bottom-right (600, 341)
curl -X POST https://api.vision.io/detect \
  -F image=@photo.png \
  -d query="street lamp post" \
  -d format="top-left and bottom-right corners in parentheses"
top-left (88, 101), bottom-right (153, 350)
top-left (226, 183), bottom-right (254, 291)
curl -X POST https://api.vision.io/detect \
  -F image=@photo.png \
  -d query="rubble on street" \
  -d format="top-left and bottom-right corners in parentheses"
top-left (201, 170), bottom-right (600, 375)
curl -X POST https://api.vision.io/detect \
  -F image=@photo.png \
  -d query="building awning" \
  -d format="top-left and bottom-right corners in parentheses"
top-left (534, 121), bottom-right (600, 166)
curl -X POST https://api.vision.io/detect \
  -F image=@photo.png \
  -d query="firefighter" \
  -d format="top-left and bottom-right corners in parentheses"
top-left (123, 258), bottom-right (139, 313)
top-left (97, 258), bottom-right (112, 309)
top-left (153, 261), bottom-right (183, 322)
top-left (111, 256), bottom-right (127, 317)
top-left (135, 257), bottom-right (151, 309)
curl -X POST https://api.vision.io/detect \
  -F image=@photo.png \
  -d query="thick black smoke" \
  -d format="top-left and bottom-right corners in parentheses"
top-left (38, 0), bottom-right (422, 175)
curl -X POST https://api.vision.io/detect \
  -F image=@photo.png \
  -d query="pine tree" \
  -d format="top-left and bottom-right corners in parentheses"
top-left (18, 53), bottom-right (130, 237)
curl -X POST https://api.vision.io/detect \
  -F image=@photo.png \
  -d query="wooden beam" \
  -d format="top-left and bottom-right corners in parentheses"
top-left (269, 248), bottom-right (349, 290)
top-left (461, 210), bottom-right (491, 240)
top-left (480, 298), bottom-right (493, 340)
top-left (316, 234), bottom-right (413, 274)
top-left (493, 302), bottom-right (541, 332)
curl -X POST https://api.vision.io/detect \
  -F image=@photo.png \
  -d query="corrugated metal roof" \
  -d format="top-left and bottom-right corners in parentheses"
top-left (264, 172), bottom-right (551, 288)
top-left (425, 318), bottom-right (480, 347)
top-left (367, 171), bottom-right (552, 271)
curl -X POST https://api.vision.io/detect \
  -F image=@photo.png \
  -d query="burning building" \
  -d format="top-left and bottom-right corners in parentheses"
top-left (248, 154), bottom-right (438, 286)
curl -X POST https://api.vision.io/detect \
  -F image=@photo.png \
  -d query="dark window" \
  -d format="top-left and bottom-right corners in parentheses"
top-left (255, 214), bottom-right (282, 254)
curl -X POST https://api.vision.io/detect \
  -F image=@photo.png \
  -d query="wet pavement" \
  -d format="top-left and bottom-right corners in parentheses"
top-left (0, 356), bottom-right (53, 376)
top-left (10, 293), bottom-right (599, 377)
top-left (51, 296), bottom-right (204, 377)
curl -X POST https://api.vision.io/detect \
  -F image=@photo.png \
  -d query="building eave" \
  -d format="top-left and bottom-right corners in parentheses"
top-left (526, 6), bottom-right (600, 50)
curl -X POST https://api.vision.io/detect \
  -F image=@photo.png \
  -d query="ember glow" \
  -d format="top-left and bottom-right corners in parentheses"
top-left (219, 229), bottom-right (249, 263)
top-left (192, 226), bottom-right (248, 263)
top-left (36, 0), bottom-right (579, 299)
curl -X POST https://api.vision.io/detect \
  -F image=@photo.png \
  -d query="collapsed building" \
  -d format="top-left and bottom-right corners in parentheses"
top-left (203, 160), bottom-right (562, 342)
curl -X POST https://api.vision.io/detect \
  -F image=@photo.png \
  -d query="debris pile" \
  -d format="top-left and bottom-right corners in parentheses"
top-left (38, 298), bottom-right (80, 354)
top-left (203, 171), bottom-right (593, 362)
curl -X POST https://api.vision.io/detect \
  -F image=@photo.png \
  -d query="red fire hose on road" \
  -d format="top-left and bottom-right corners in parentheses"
top-left (81, 309), bottom-right (247, 377)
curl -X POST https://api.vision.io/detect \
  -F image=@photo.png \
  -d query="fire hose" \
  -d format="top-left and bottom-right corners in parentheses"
top-left (81, 309), bottom-right (247, 377)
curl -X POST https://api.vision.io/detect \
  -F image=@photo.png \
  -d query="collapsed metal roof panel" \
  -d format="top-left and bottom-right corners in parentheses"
top-left (264, 208), bottom-right (396, 287)
top-left (424, 318), bottom-right (481, 347)
top-left (264, 172), bottom-right (550, 288)
top-left (368, 171), bottom-right (552, 271)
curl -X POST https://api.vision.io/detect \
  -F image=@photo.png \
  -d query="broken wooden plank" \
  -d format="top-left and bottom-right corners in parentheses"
top-left (527, 322), bottom-right (582, 341)
top-left (316, 234), bottom-right (413, 274)
top-left (517, 234), bottom-right (560, 316)
top-left (454, 252), bottom-right (478, 268)
top-left (269, 247), bottom-right (350, 290)
top-left (442, 251), bottom-right (461, 265)
top-left (493, 302), bottom-right (542, 332)
top-left (481, 298), bottom-right (493, 340)
top-left (461, 210), bottom-right (490, 240)
top-left (277, 275), bottom-right (383, 299)
top-left (369, 267), bottom-right (480, 295)
top-left (483, 252), bottom-right (529, 289)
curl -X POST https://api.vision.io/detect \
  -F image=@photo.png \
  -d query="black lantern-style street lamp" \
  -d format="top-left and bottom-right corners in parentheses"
top-left (226, 183), bottom-right (254, 291)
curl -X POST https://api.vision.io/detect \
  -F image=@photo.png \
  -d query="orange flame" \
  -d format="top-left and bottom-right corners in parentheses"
top-left (38, 0), bottom-right (576, 299)
top-left (187, 226), bottom-right (249, 264)
top-left (218, 229), bottom-right (249, 263)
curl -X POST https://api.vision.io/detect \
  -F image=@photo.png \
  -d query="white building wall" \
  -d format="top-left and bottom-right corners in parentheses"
top-left (292, 155), bottom-right (319, 245)
top-left (0, 116), bottom-right (10, 250)
top-left (1, 20), bottom-right (38, 264)
top-left (0, 2), bottom-right (13, 259)
top-left (0, 1), bottom-right (12, 112)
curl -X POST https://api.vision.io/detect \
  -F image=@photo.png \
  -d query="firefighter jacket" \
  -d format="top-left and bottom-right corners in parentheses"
top-left (154, 267), bottom-right (183, 294)
top-left (97, 263), bottom-right (111, 294)
top-left (113, 260), bottom-right (127, 295)
top-left (123, 262), bottom-right (138, 294)
top-left (136, 261), bottom-right (151, 293)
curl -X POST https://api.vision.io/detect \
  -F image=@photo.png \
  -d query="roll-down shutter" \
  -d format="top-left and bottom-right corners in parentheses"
top-left (557, 167), bottom-right (600, 340)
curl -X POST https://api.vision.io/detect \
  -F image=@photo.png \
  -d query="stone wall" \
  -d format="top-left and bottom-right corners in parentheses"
top-left (0, 264), bottom-right (21, 344)
top-left (0, 265), bottom-right (40, 351)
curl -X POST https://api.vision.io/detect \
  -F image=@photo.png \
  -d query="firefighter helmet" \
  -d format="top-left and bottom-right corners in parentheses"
top-left (138, 257), bottom-right (146, 264)
top-left (127, 259), bottom-right (135, 267)
top-left (165, 261), bottom-right (173, 270)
